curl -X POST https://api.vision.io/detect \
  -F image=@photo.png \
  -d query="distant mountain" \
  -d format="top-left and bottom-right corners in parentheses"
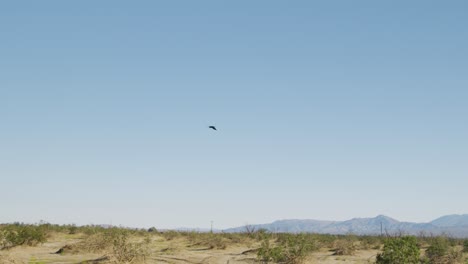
top-left (224, 215), bottom-right (468, 238)
top-left (430, 214), bottom-right (468, 227)
top-left (239, 219), bottom-right (336, 233)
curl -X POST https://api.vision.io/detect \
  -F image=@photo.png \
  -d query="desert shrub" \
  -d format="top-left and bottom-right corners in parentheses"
top-left (359, 235), bottom-right (383, 250)
top-left (258, 234), bottom-right (317, 264)
top-left (186, 233), bottom-right (228, 249)
top-left (314, 234), bottom-right (338, 248)
top-left (426, 237), bottom-right (450, 262)
top-left (243, 225), bottom-right (258, 238)
top-left (446, 249), bottom-right (463, 264)
top-left (67, 225), bottom-right (78, 235)
top-left (463, 240), bottom-right (468, 253)
top-left (202, 234), bottom-right (227, 249)
top-left (147, 227), bottom-right (157, 233)
top-left (0, 224), bottom-right (48, 249)
top-left (73, 225), bottom-right (107, 236)
top-left (422, 249), bottom-right (463, 264)
top-left (254, 229), bottom-right (272, 241)
top-left (221, 233), bottom-right (244, 244)
top-left (74, 228), bottom-right (128, 253)
top-left (185, 231), bottom-right (200, 243)
top-left (109, 232), bottom-right (150, 264)
top-left (424, 236), bottom-right (464, 264)
top-left (76, 233), bottom-right (112, 252)
top-left (375, 236), bottom-right (420, 264)
top-left (257, 239), bottom-right (285, 264)
top-left (70, 229), bottom-right (149, 263)
top-left (333, 239), bottom-right (357, 255)
top-left (183, 231), bottom-right (238, 249)
top-left (161, 230), bottom-right (180, 241)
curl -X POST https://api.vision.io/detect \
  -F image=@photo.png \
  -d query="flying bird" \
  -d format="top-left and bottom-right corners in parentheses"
top-left (208, 126), bottom-right (217, 131)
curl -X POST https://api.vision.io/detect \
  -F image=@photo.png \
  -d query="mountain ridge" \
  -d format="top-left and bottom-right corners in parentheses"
top-left (224, 214), bottom-right (468, 238)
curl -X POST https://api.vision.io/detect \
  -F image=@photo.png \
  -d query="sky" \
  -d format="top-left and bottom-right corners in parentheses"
top-left (1, 1), bottom-right (467, 229)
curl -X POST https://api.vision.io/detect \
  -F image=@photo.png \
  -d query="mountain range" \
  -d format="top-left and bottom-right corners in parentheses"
top-left (224, 214), bottom-right (468, 238)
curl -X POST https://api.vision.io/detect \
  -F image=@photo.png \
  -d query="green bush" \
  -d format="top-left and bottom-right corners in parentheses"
top-left (258, 234), bottom-right (317, 264)
top-left (0, 224), bottom-right (48, 249)
top-left (376, 236), bottom-right (420, 264)
top-left (423, 236), bottom-right (464, 264)
top-left (147, 227), bottom-right (158, 233)
top-left (463, 240), bottom-right (468, 253)
top-left (258, 239), bottom-right (285, 263)
top-left (426, 237), bottom-right (450, 262)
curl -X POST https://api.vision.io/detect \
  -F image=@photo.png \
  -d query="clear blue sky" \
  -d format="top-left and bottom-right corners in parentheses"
top-left (1, 1), bottom-right (467, 229)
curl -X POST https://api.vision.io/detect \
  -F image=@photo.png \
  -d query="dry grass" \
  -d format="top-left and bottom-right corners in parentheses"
top-left (1, 224), bottom-right (468, 264)
top-left (333, 239), bottom-right (357, 256)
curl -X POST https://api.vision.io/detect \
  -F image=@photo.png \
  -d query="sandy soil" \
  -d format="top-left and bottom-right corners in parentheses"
top-left (0, 233), bottom-right (379, 264)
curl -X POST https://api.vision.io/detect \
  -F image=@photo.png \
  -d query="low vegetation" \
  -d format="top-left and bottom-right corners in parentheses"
top-left (422, 236), bottom-right (464, 264)
top-left (376, 236), bottom-right (420, 264)
top-left (257, 233), bottom-right (318, 264)
top-left (0, 223), bottom-right (48, 250)
top-left (1, 223), bottom-right (468, 263)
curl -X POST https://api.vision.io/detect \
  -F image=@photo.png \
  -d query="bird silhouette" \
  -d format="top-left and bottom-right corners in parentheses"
top-left (208, 126), bottom-right (217, 131)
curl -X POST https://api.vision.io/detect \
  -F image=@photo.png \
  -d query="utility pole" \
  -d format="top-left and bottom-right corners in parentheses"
top-left (210, 221), bottom-right (213, 233)
top-left (380, 221), bottom-right (383, 237)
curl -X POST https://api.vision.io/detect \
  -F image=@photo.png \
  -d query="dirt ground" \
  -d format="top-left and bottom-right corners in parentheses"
top-left (0, 233), bottom-right (379, 264)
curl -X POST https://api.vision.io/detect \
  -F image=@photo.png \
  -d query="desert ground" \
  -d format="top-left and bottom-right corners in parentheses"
top-left (0, 232), bottom-right (377, 264)
top-left (1, 224), bottom-right (467, 264)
